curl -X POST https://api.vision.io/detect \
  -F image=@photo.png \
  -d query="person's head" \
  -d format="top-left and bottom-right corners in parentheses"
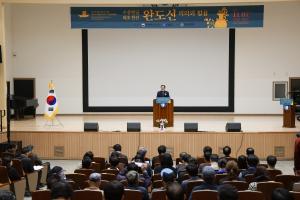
top-left (210, 154), bottom-right (219, 163)
top-left (49, 166), bottom-right (66, 181)
top-left (158, 145), bottom-right (167, 155)
top-left (82, 156), bottom-right (92, 169)
top-left (137, 147), bottom-right (147, 160)
top-left (0, 190), bottom-right (16, 200)
top-left (204, 150), bottom-right (212, 162)
top-left (218, 184), bottom-right (238, 200)
top-left (166, 182), bottom-right (184, 200)
top-left (246, 147), bottom-right (255, 156)
top-left (296, 132), bottom-right (300, 138)
top-left (83, 151), bottom-right (94, 161)
top-left (225, 160), bottom-right (239, 178)
top-left (218, 158), bottom-right (227, 169)
top-left (271, 188), bottom-right (293, 200)
top-left (223, 146), bottom-right (232, 157)
top-left (161, 168), bottom-right (175, 184)
top-left (88, 173), bottom-right (101, 188)
top-left (126, 170), bottom-right (139, 186)
top-left (161, 85), bottom-right (166, 91)
top-left (203, 146), bottom-right (212, 154)
top-left (161, 153), bottom-right (173, 168)
top-left (188, 157), bottom-right (198, 166)
top-left (109, 155), bottom-right (120, 167)
top-left (179, 152), bottom-right (187, 160)
top-left (104, 180), bottom-right (124, 200)
top-left (247, 154), bottom-right (259, 168)
top-left (181, 153), bottom-right (191, 163)
top-left (186, 164), bottom-right (198, 177)
top-left (237, 155), bottom-right (248, 169)
top-left (113, 144), bottom-right (122, 152)
top-left (267, 155), bottom-right (277, 169)
top-left (51, 182), bottom-right (73, 200)
top-left (127, 162), bottom-right (139, 172)
top-left (21, 145), bottom-right (32, 156)
top-left (1, 156), bottom-right (12, 168)
top-left (202, 166), bottom-right (216, 184)
top-left (253, 166), bottom-right (270, 182)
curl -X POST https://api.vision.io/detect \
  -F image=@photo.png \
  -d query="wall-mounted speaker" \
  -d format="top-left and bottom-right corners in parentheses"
top-left (184, 123), bottom-right (198, 132)
top-left (225, 122), bottom-right (241, 132)
top-left (127, 122), bottom-right (141, 132)
top-left (84, 122), bottom-right (99, 132)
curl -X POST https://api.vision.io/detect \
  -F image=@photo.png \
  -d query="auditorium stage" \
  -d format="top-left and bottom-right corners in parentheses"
top-left (3, 114), bottom-right (300, 160)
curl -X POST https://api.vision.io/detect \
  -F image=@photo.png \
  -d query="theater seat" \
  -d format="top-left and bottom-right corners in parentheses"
top-left (123, 189), bottom-right (143, 200)
top-left (238, 191), bottom-right (264, 200)
top-left (31, 190), bottom-right (51, 200)
top-left (223, 181), bottom-right (248, 191)
top-left (72, 190), bottom-right (103, 200)
top-left (151, 189), bottom-right (167, 200)
top-left (190, 190), bottom-right (218, 200)
top-left (257, 181), bottom-right (284, 200)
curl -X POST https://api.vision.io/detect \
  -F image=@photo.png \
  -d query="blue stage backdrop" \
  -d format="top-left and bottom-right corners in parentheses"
top-left (71, 5), bottom-right (264, 29)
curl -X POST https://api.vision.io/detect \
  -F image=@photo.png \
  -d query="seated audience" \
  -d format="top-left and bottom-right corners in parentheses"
top-left (49, 166), bottom-right (66, 181)
top-left (152, 145), bottom-right (166, 168)
top-left (222, 146), bottom-right (232, 159)
top-left (0, 190), bottom-right (16, 200)
top-left (181, 164), bottom-right (202, 192)
top-left (198, 150), bottom-right (213, 173)
top-left (117, 162), bottom-right (151, 188)
top-left (190, 166), bottom-right (218, 200)
top-left (126, 170), bottom-right (149, 200)
top-left (246, 147), bottom-right (255, 156)
top-left (237, 155), bottom-right (248, 170)
top-left (161, 168), bottom-right (176, 187)
top-left (217, 158), bottom-right (227, 174)
top-left (104, 180), bottom-right (124, 200)
top-left (294, 132), bottom-right (300, 176)
top-left (218, 184), bottom-right (238, 200)
top-left (248, 166), bottom-right (271, 191)
top-left (272, 188), bottom-right (293, 200)
top-left (166, 182), bottom-right (184, 200)
top-left (176, 153), bottom-right (191, 183)
top-left (1, 155), bottom-right (21, 181)
top-left (85, 173), bottom-right (103, 193)
top-left (154, 153), bottom-right (176, 175)
top-left (112, 144), bottom-right (128, 164)
top-left (51, 181), bottom-right (73, 200)
top-left (239, 154), bottom-right (259, 180)
top-left (83, 151), bottom-right (94, 161)
top-left (81, 156), bottom-right (92, 169)
top-left (267, 155), bottom-right (278, 170)
top-left (108, 155), bottom-right (120, 170)
top-left (219, 160), bottom-right (240, 183)
top-left (47, 174), bottom-right (61, 190)
top-left (188, 157), bottom-right (198, 166)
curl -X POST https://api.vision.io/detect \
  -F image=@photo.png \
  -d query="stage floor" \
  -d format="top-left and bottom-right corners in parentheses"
top-left (10, 114), bottom-right (300, 133)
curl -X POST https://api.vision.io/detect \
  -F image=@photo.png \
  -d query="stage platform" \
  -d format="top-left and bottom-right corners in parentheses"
top-left (1, 114), bottom-right (299, 160)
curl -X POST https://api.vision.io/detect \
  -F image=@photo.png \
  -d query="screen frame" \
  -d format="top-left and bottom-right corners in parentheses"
top-left (82, 29), bottom-right (235, 112)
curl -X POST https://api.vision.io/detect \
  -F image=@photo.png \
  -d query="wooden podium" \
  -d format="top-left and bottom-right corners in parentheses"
top-left (283, 105), bottom-right (296, 128)
top-left (153, 99), bottom-right (174, 127)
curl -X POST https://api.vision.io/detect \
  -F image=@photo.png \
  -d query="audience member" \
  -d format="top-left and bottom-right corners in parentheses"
top-left (83, 151), bottom-right (94, 161)
top-left (190, 166), bottom-right (218, 200)
top-left (108, 155), bottom-right (120, 170)
top-left (81, 156), bottom-right (92, 169)
top-left (267, 155), bottom-right (278, 170)
top-left (209, 154), bottom-right (219, 171)
top-left (51, 182), bottom-right (73, 200)
top-left (161, 168), bottom-right (176, 187)
top-left (49, 166), bottom-right (66, 181)
top-left (85, 173), bottom-right (103, 193)
top-left (222, 146), bottom-right (232, 159)
top-left (203, 146), bottom-right (213, 162)
top-left (166, 182), bottom-right (184, 200)
top-left (152, 145), bottom-right (166, 168)
top-left (112, 144), bottom-right (128, 164)
top-left (217, 158), bottom-right (227, 174)
top-left (154, 153), bottom-right (176, 175)
top-left (47, 174), bottom-right (60, 190)
top-left (248, 166), bottom-right (271, 191)
top-left (176, 153), bottom-right (190, 183)
top-left (181, 164), bottom-right (202, 192)
top-left (294, 132), bottom-right (300, 176)
top-left (219, 160), bottom-right (239, 183)
top-left (126, 170), bottom-right (149, 200)
top-left (0, 190), bottom-right (16, 200)
top-left (246, 147), bottom-right (255, 156)
top-left (1, 155), bottom-right (21, 182)
top-left (271, 188), bottom-right (293, 200)
top-left (218, 184), bottom-right (238, 200)
top-left (239, 154), bottom-right (259, 180)
top-left (104, 180), bottom-right (124, 200)
top-left (237, 155), bottom-right (248, 170)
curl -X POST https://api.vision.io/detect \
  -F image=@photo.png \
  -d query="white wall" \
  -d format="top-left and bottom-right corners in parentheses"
top-left (5, 2), bottom-right (300, 114)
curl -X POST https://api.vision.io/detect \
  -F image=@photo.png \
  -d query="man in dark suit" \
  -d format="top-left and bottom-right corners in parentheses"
top-left (157, 85), bottom-right (170, 97)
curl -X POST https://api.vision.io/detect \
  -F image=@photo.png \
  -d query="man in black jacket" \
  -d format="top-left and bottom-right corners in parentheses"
top-left (157, 85), bottom-right (170, 97)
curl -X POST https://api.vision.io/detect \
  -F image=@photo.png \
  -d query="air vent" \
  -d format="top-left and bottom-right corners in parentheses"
top-left (274, 146), bottom-right (285, 157)
top-left (54, 146), bottom-right (64, 157)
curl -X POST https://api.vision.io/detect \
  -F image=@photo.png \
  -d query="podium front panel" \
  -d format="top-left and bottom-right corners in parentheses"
top-left (153, 99), bottom-right (174, 127)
